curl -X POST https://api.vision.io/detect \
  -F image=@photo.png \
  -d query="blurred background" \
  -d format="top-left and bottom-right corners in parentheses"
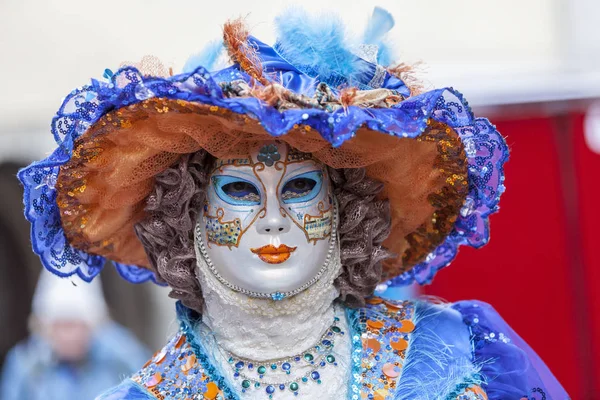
top-left (0, 0), bottom-right (598, 398)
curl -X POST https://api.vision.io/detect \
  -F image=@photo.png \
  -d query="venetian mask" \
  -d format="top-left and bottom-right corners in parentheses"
top-left (196, 142), bottom-right (336, 300)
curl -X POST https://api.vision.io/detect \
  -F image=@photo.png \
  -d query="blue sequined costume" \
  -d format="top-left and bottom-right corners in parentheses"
top-left (97, 300), bottom-right (565, 400)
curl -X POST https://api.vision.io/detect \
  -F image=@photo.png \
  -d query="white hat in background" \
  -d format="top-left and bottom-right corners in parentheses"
top-left (31, 269), bottom-right (109, 327)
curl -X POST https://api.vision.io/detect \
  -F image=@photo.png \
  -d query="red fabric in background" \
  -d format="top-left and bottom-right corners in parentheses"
top-left (574, 112), bottom-right (600, 396)
top-left (424, 114), bottom-right (600, 399)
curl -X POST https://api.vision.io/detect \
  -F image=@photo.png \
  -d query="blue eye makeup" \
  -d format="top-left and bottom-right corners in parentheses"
top-left (281, 170), bottom-right (323, 204)
top-left (212, 175), bottom-right (261, 206)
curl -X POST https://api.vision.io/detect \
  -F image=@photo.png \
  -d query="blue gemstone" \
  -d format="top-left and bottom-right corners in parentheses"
top-left (235, 361), bottom-right (244, 369)
top-left (271, 292), bottom-right (286, 301)
top-left (279, 384), bottom-right (285, 390)
top-left (322, 340), bottom-right (332, 346)
top-left (282, 362), bottom-right (291, 371)
top-left (294, 357), bottom-right (300, 362)
top-left (271, 364), bottom-right (277, 370)
top-left (248, 363), bottom-right (254, 369)
top-left (266, 385), bottom-right (275, 394)
top-left (311, 371), bottom-right (320, 381)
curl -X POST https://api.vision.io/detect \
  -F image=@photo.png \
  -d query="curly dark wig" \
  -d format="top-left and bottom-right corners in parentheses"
top-left (134, 151), bottom-right (394, 312)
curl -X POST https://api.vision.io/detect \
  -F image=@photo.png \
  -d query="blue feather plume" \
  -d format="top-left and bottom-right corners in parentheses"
top-left (95, 380), bottom-right (157, 399)
top-left (183, 40), bottom-right (223, 73)
top-left (274, 8), bottom-right (370, 85)
top-left (394, 302), bottom-right (484, 399)
top-left (363, 7), bottom-right (395, 45)
top-left (363, 7), bottom-right (396, 66)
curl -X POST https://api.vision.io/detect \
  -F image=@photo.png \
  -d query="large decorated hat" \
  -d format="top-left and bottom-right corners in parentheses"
top-left (19, 9), bottom-right (507, 288)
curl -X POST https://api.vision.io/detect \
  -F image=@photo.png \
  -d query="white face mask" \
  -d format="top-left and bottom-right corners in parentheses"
top-left (196, 142), bottom-right (336, 300)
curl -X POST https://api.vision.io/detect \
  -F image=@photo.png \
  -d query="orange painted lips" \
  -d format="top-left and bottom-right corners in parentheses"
top-left (250, 244), bottom-right (297, 264)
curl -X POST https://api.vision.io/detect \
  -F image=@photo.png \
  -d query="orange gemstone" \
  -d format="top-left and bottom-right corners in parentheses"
top-left (174, 334), bottom-right (186, 348)
top-left (398, 320), bottom-right (415, 333)
top-left (153, 348), bottom-right (167, 364)
top-left (204, 382), bottom-right (221, 399)
top-left (382, 363), bottom-right (401, 378)
top-left (367, 320), bottom-right (384, 330)
top-left (470, 385), bottom-right (488, 399)
top-left (181, 354), bottom-right (197, 373)
top-left (366, 297), bottom-right (384, 305)
top-left (146, 372), bottom-right (162, 388)
top-left (363, 338), bottom-right (381, 353)
top-left (383, 300), bottom-right (403, 312)
top-left (390, 338), bottom-right (408, 351)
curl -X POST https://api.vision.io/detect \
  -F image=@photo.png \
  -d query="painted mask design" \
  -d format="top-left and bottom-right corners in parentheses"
top-left (197, 142), bottom-right (335, 298)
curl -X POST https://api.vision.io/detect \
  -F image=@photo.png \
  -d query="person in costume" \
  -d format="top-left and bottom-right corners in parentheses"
top-left (18, 8), bottom-right (568, 400)
top-left (0, 270), bottom-right (149, 400)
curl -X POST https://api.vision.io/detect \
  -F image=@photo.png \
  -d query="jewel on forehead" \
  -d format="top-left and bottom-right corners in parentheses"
top-left (257, 144), bottom-right (281, 167)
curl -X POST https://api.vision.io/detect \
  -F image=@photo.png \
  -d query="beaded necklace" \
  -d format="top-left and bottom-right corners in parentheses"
top-left (221, 316), bottom-right (344, 398)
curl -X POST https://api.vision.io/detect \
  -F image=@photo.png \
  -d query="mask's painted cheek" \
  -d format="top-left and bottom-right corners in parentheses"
top-left (202, 171), bottom-right (264, 248)
top-left (281, 168), bottom-right (334, 244)
top-left (303, 201), bottom-right (334, 241)
top-left (203, 205), bottom-right (243, 247)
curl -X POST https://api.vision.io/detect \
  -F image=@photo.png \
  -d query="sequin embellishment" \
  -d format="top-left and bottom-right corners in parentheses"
top-left (257, 144), bottom-right (281, 167)
top-left (354, 298), bottom-right (416, 399)
top-left (133, 332), bottom-right (225, 399)
top-left (454, 384), bottom-right (488, 400)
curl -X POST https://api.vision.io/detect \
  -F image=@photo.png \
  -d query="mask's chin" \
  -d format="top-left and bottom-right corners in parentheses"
top-left (219, 243), bottom-right (331, 294)
top-left (195, 211), bottom-right (338, 300)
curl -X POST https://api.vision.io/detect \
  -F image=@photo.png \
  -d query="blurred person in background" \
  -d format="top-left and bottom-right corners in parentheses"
top-left (0, 269), bottom-right (150, 400)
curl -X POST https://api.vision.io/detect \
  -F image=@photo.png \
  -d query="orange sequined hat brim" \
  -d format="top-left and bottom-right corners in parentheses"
top-left (56, 97), bottom-right (469, 281)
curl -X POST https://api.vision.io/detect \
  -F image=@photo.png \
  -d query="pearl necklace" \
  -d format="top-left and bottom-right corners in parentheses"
top-left (222, 316), bottom-right (344, 398)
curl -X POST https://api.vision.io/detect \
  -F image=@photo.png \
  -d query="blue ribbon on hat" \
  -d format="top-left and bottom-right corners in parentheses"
top-left (241, 37), bottom-right (410, 97)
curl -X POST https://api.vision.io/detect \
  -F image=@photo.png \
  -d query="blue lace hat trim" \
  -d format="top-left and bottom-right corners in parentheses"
top-left (18, 62), bottom-right (507, 285)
